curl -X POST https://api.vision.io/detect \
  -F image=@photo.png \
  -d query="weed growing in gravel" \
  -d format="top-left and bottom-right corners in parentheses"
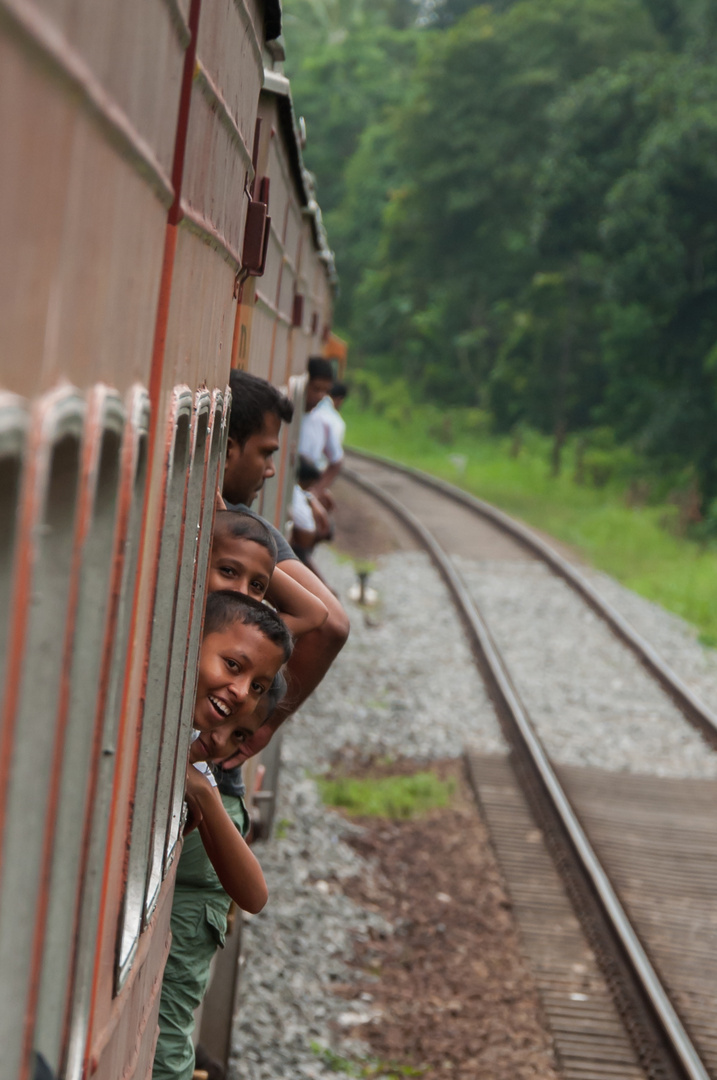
top-left (273, 817), bottom-right (293, 839)
top-left (316, 771), bottom-right (454, 819)
top-left (310, 1041), bottom-right (424, 1077)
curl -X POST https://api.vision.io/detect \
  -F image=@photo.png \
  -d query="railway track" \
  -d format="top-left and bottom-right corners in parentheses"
top-left (343, 449), bottom-right (717, 1080)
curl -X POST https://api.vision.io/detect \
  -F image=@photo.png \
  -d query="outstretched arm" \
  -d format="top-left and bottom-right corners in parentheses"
top-left (221, 557), bottom-right (349, 767)
top-left (184, 766), bottom-right (267, 913)
top-left (264, 563), bottom-right (328, 638)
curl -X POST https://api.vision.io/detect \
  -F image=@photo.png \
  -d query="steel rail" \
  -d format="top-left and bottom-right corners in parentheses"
top-left (344, 462), bottom-right (711, 1080)
top-left (346, 447), bottom-right (717, 749)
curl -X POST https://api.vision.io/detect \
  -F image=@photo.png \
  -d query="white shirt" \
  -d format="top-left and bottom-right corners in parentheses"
top-left (298, 397), bottom-right (344, 468)
top-left (190, 731), bottom-right (218, 786)
top-left (291, 484), bottom-right (316, 532)
top-left (321, 396), bottom-right (346, 448)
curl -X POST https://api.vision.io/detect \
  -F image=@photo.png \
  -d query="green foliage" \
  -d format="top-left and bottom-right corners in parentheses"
top-left (317, 771), bottom-right (455, 818)
top-left (282, 0), bottom-right (717, 509)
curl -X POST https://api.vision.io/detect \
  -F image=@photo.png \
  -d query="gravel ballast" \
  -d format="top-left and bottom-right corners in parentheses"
top-left (454, 555), bottom-right (717, 778)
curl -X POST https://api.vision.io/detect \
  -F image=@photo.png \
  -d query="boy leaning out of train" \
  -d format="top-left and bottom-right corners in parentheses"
top-left (153, 516), bottom-right (328, 1080)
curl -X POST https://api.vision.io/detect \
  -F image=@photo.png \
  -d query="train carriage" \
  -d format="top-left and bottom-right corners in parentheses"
top-left (0, 3), bottom-right (336, 1078)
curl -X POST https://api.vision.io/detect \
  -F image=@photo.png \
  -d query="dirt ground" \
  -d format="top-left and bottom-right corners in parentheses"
top-left (332, 759), bottom-right (560, 1079)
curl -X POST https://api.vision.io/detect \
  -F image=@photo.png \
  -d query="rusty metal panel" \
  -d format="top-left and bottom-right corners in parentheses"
top-left (278, 262), bottom-right (298, 326)
top-left (264, 127), bottom-right (290, 235)
top-left (257, 223), bottom-right (283, 305)
top-left (196, 0), bottom-right (263, 150)
top-left (284, 200), bottom-right (303, 270)
top-left (181, 0), bottom-right (264, 263)
top-left (89, 878), bottom-right (173, 1080)
top-left (4, 0), bottom-right (187, 179)
top-left (246, 302), bottom-right (275, 382)
top-left (163, 226), bottom-right (239, 390)
top-left (0, 39), bottom-right (169, 398)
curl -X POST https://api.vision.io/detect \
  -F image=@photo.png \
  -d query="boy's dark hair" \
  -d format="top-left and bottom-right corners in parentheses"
top-left (307, 356), bottom-right (333, 382)
top-left (213, 509), bottom-right (278, 563)
top-left (228, 370), bottom-right (294, 447)
top-left (297, 458), bottom-right (322, 486)
top-left (331, 381), bottom-right (348, 400)
top-left (204, 591), bottom-right (293, 662)
top-left (263, 669), bottom-right (288, 718)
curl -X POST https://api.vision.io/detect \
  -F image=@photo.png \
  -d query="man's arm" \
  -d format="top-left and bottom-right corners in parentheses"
top-left (221, 558), bottom-right (349, 766)
top-left (264, 563), bottom-right (328, 637)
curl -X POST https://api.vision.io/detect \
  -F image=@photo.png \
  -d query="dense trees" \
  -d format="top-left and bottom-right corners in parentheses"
top-left (284, 0), bottom-right (717, 508)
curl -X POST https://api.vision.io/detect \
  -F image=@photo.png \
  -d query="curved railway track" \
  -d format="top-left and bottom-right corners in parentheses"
top-left (343, 448), bottom-right (717, 1080)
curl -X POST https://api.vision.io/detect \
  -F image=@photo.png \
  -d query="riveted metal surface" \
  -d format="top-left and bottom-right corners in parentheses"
top-left (466, 753), bottom-right (648, 1080)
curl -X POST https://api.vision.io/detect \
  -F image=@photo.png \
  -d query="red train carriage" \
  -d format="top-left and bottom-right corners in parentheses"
top-left (0, 3), bottom-right (335, 1079)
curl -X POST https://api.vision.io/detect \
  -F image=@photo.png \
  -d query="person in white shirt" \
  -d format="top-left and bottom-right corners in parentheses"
top-left (298, 358), bottom-right (345, 507)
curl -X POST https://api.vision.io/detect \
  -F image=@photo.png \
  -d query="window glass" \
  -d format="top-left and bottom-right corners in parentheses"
top-left (33, 395), bottom-right (124, 1073)
top-left (164, 392), bottom-right (226, 866)
top-left (0, 394), bottom-right (84, 1080)
top-left (0, 395), bottom-right (26, 707)
top-left (145, 392), bottom-right (211, 915)
top-left (64, 391), bottom-right (149, 1077)
top-left (116, 390), bottom-right (192, 984)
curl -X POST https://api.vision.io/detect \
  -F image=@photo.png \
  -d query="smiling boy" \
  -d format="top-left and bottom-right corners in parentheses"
top-left (152, 592), bottom-right (292, 1080)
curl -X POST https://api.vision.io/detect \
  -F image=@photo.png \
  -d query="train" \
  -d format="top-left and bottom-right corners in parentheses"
top-left (0, 3), bottom-right (339, 1078)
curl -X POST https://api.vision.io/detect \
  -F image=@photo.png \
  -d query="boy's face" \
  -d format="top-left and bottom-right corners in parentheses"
top-left (206, 535), bottom-right (274, 600)
top-left (223, 411), bottom-right (282, 506)
top-left (191, 623), bottom-right (284, 763)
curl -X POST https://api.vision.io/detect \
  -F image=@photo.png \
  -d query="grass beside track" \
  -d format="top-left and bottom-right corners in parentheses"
top-left (317, 771), bottom-right (455, 819)
top-left (343, 401), bottom-right (717, 647)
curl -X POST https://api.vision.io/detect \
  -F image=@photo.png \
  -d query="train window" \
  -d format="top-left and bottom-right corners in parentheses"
top-left (116, 388), bottom-right (193, 985)
top-left (33, 391), bottom-right (125, 1075)
top-left (63, 389), bottom-right (150, 1080)
top-left (0, 395), bottom-right (26, 707)
top-left (145, 390), bottom-right (212, 917)
top-left (164, 390), bottom-right (227, 868)
top-left (0, 390), bottom-right (85, 1080)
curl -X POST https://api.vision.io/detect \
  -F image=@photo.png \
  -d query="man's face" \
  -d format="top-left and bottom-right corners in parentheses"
top-left (305, 376), bottom-right (333, 412)
top-left (223, 411), bottom-right (282, 506)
